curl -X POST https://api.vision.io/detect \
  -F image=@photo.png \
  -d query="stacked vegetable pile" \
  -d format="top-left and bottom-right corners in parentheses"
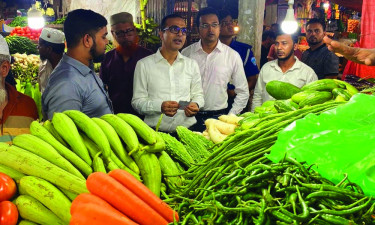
top-left (5, 36), bottom-right (38, 55)
top-left (9, 26), bottom-right (42, 41)
top-left (162, 99), bottom-right (374, 223)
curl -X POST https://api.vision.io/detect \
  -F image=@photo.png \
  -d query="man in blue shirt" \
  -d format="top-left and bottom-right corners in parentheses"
top-left (218, 10), bottom-right (259, 112)
top-left (42, 9), bottom-right (113, 119)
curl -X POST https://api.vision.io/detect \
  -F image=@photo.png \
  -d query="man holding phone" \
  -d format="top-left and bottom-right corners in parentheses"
top-left (132, 14), bottom-right (204, 132)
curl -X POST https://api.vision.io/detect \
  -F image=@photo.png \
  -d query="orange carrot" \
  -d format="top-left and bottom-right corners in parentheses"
top-left (86, 172), bottom-right (168, 225)
top-left (70, 202), bottom-right (138, 225)
top-left (109, 169), bottom-right (179, 222)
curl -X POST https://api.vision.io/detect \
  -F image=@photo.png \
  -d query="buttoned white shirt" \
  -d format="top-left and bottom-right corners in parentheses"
top-left (251, 57), bottom-right (318, 111)
top-left (181, 40), bottom-right (249, 115)
top-left (38, 59), bottom-right (53, 94)
top-left (132, 50), bottom-right (205, 132)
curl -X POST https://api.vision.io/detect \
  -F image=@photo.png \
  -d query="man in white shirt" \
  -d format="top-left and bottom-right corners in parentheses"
top-left (251, 33), bottom-right (318, 111)
top-left (132, 14), bottom-right (204, 133)
top-left (181, 7), bottom-right (249, 132)
top-left (37, 28), bottom-right (65, 93)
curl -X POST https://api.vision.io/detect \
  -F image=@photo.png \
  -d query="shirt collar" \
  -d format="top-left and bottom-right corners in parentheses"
top-left (154, 48), bottom-right (184, 63)
top-left (194, 39), bottom-right (223, 53)
top-left (271, 56), bottom-right (302, 72)
top-left (61, 54), bottom-right (92, 76)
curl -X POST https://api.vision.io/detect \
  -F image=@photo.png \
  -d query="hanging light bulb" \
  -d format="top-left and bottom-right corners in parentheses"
top-left (28, 4), bottom-right (45, 29)
top-left (281, 0), bottom-right (298, 34)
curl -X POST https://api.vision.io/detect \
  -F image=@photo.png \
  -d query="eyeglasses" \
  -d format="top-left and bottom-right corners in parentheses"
top-left (163, 26), bottom-right (188, 35)
top-left (199, 23), bottom-right (220, 29)
top-left (113, 28), bottom-right (135, 37)
top-left (221, 20), bottom-right (235, 27)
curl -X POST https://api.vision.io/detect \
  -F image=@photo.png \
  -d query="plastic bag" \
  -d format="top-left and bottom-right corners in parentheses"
top-left (268, 94), bottom-right (375, 196)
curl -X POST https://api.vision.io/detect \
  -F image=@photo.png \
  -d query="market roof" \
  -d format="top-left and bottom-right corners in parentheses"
top-left (331, 0), bottom-right (362, 12)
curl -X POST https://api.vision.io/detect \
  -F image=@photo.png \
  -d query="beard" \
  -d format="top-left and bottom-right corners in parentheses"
top-left (90, 39), bottom-right (105, 63)
top-left (277, 48), bottom-right (295, 61)
top-left (115, 36), bottom-right (139, 58)
top-left (307, 37), bottom-right (323, 46)
top-left (0, 77), bottom-right (7, 106)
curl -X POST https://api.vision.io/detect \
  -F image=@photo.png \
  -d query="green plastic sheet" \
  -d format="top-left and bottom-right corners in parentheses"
top-left (268, 94), bottom-right (375, 196)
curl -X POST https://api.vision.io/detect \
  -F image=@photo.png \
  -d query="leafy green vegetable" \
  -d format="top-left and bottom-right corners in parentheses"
top-left (8, 16), bottom-right (28, 27)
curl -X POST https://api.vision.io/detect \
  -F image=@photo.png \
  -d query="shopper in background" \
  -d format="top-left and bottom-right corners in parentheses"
top-left (38, 27), bottom-right (65, 93)
top-left (42, 9), bottom-right (113, 120)
top-left (182, 7), bottom-right (249, 132)
top-left (252, 32), bottom-right (317, 110)
top-left (260, 30), bottom-right (275, 68)
top-left (218, 9), bottom-right (259, 112)
top-left (0, 35), bottom-right (38, 130)
top-left (324, 36), bottom-right (375, 66)
top-left (100, 12), bottom-right (152, 116)
top-left (132, 14), bottom-right (204, 132)
top-left (302, 18), bottom-right (339, 79)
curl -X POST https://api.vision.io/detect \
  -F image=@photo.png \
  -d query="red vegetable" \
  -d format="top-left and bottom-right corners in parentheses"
top-left (109, 169), bottom-right (179, 222)
top-left (0, 201), bottom-right (18, 225)
top-left (0, 173), bottom-right (16, 202)
top-left (87, 172), bottom-right (168, 225)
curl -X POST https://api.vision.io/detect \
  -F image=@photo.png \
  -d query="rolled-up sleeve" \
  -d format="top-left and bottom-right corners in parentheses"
top-left (190, 61), bottom-right (205, 108)
top-left (132, 61), bottom-right (163, 115)
top-left (230, 53), bottom-right (249, 115)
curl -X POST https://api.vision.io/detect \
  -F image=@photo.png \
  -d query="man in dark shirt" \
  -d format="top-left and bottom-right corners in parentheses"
top-left (100, 12), bottom-right (152, 115)
top-left (260, 31), bottom-right (276, 68)
top-left (302, 18), bottom-right (339, 79)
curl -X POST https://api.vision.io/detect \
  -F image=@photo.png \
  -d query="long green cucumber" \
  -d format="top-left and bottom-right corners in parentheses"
top-left (59, 188), bottom-right (78, 201)
top-left (18, 220), bottom-right (38, 225)
top-left (0, 163), bottom-right (25, 181)
top-left (133, 149), bottom-right (161, 197)
top-left (93, 152), bottom-right (107, 173)
top-left (158, 151), bottom-right (182, 189)
top-left (92, 117), bottom-right (139, 173)
top-left (12, 134), bottom-right (84, 179)
top-left (52, 112), bottom-right (92, 165)
top-left (15, 195), bottom-right (65, 225)
top-left (29, 121), bottom-right (92, 176)
top-left (0, 144), bottom-right (88, 194)
top-left (43, 120), bottom-right (69, 147)
top-left (19, 176), bottom-right (72, 223)
top-left (117, 113), bottom-right (157, 144)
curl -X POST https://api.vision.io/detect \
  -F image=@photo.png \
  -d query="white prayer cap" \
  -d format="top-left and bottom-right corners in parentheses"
top-left (39, 28), bottom-right (65, 44)
top-left (0, 35), bottom-right (11, 61)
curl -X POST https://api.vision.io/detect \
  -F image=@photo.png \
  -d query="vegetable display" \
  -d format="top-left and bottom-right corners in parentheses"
top-left (9, 26), bottom-right (42, 41)
top-left (5, 36), bottom-right (38, 55)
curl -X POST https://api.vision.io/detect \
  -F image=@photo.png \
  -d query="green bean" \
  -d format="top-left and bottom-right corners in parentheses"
top-left (311, 197), bottom-right (372, 216)
top-left (270, 210), bottom-right (294, 223)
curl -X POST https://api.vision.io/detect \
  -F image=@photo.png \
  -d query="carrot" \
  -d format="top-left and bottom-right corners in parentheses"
top-left (109, 169), bottom-right (179, 222)
top-left (86, 172), bottom-right (168, 225)
top-left (70, 202), bottom-right (138, 225)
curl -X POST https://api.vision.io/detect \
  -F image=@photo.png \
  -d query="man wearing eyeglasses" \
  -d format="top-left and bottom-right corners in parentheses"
top-left (301, 18), bottom-right (339, 79)
top-left (132, 14), bottom-right (204, 132)
top-left (181, 7), bottom-right (249, 132)
top-left (218, 9), bottom-right (259, 113)
top-left (100, 12), bottom-right (152, 116)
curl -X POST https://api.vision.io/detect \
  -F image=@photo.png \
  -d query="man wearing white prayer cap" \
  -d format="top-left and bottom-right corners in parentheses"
top-left (38, 27), bottom-right (65, 93)
top-left (0, 35), bottom-right (38, 132)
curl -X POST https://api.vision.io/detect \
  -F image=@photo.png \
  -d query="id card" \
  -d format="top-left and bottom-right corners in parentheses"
top-left (178, 101), bottom-right (190, 109)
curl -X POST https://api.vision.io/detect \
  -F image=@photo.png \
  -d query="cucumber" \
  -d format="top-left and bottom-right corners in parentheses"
top-left (93, 152), bottom-right (107, 173)
top-left (117, 113), bottom-right (157, 145)
top-left (299, 91), bottom-right (333, 108)
top-left (29, 121), bottom-right (92, 177)
top-left (301, 79), bottom-right (338, 92)
top-left (59, 188), bottom-right (79, 201)
top-left (0, 144), bottom-right (88, 194)
top-left (333, 79), bottom-right (359, 95)
top-left (12, 134), bottom-right (84, 179)
top-left (0, 163), bottom-right (25, 181)
top-left (142, 133), bottom-right (165, 153)
top-left (332, 88), bottom-right (351, 101)
top-left (158, 151), bottom-right (182, 190)
top-left (18, 220), bottom-right (38, 225)
top-left (133, 149), bottom-right (161, 197)
top-left (52, 113), bottom-right (92, 166)
top-left (19, 176), bottom-right (72, 223)
top-left (274, 99), bottom-right (299, 113)
top-left (265, 80), bottom-right (301, 100)
top-left (15, 195), bottom-right (65, 225)
top-left (43, 120), bottom-right (69, 147)
top-left (291, 90), bottom-right (317, 104)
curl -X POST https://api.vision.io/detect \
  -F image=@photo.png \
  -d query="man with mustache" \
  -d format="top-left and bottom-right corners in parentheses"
top-left (251, 32), bottom-right (318, 110)
top-left (37, 27), bottom-right (65, 94)
top-left (132, 14), bottom-right (204, 132)
top-left (301, 18), bottom-right (339, 79)
top-left (42, 9), bottom-right (113, 119)
top-left (100, 12), bottom-right (152, 116)
top-left (0, 35), bottom-right (38, 133)
top-left (182, 7), bottom-right (249, 132)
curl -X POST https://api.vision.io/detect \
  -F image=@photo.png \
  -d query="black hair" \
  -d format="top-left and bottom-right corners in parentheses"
top-left (64, 9), bottom-right (107, 48)
top-left (160, 14), bottom-right (185, 30)
top-left (218, 9), bottom-right (231, 22)
top-left (39, 38), bottom-right (65, 54)
top-left (306, 18), bottom-right (326, 31)
top-left (276, 31), bottom-right (298, 44)
top-left (262, 30), bottom-right (276, 41)
top-left (195, 7), bottom-right (219, 28)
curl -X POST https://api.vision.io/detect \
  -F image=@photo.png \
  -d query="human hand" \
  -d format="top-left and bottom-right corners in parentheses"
top-left (324, 36), bottom-right (375, 66)
top-left (184, 102), bottom-right (199, 117)
top-left (161, 101), bottom-right (179, 117)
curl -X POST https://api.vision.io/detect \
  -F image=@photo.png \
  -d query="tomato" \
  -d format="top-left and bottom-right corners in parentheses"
top-left (0, 173), bottom-right (16, 202)
top-left (0, 201), bottom-right (18, 225)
